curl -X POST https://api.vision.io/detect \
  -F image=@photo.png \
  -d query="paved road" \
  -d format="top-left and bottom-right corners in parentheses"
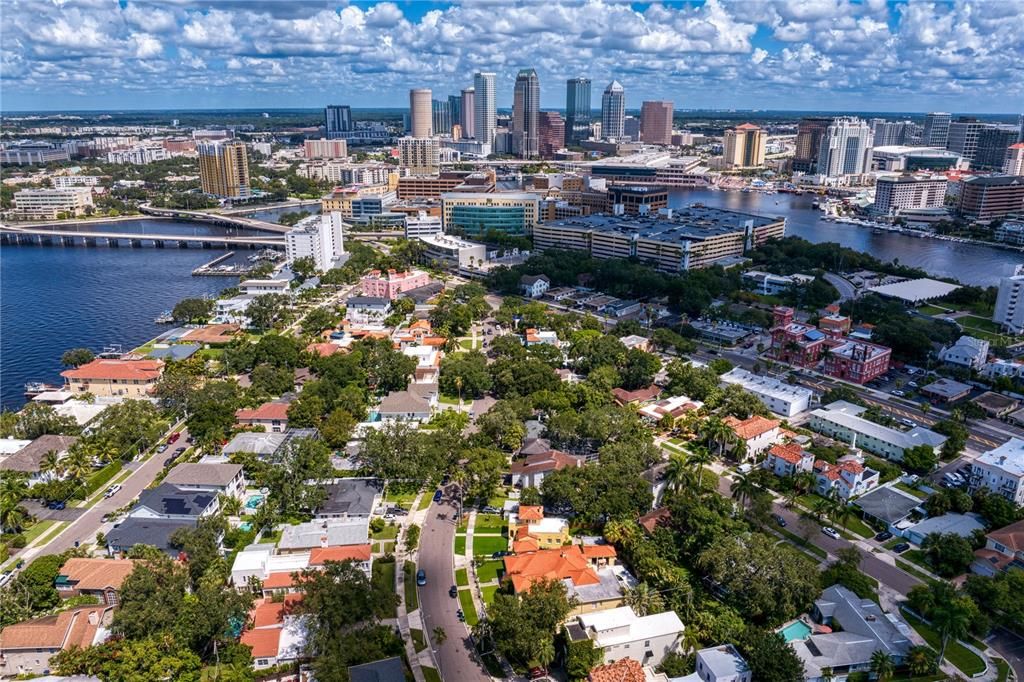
top-left (19, 429), bottom-right (189, 562)
top-left (824, 272), bottom-right (857, 302)
top-left (419, 496), bottom-right (489, 682)
top-left (989, 628), bottom-right (1024, 680)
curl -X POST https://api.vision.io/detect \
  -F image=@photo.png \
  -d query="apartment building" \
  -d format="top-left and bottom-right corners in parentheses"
top-left (13, 187), bottom-right (94, 219)
top-left (809, 400), bottom-right (947, 462)
top-left (969, 439), bottom-right (1024, 506)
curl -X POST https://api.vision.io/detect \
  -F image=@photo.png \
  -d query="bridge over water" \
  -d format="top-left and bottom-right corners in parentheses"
top-left (0, 225), bottom-right (285, 249)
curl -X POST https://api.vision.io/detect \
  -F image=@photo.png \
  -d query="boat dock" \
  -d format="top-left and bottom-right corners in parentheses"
top-left (192, 252), bottom-right (246, 276)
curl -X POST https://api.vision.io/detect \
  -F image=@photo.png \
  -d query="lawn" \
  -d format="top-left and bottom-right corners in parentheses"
top-left (917, 304), bottom-right (953, 316)
top-left (895, 482), bottom-right (929, 500)
top-left (896, 559), bottom-right (938, 585)
top-left (371, 561), bottom-right (398, 618)
top-left (33, 522), bottom-right (68, 548)
top-left (458, 588), bottom-right (479, 625)
top-left (385, 490), bottom-right (419, 509)
top-left (482, 584), bottom-right (499, 606)
top-left (403, 561), bottom-right (418, 612)
top-left (472, 535), bottom-right (509, 557)
top-left (995, 658), bottom-right (1010, 682)
top-left (838, 514), bottom-right (874, 539)
top-left (473, 514), bottom-right (506, 533)
top-left (961, 315), bottom-right (1003, 333)
top-left (454, 536), bottom-right (467, 555)
top-left (901, 610), bottom-right (986, 677)
top-left (458, 339), bottom-right (480, 350)
top-left (416, 493), bottom-right (433, 511)
top-left (410, 628), bottom-right (427, 652)
top-left (261, 528), bottom-right (283, 545)
top-left (422, 667), bottom-right (442, 682)
top-left (439, 393), bottom-right (460, 405)
top-left (776, 527), bottom-right (828, 559)
top-left (476, 560), bottom-right (504, 583)
top-left (456, 568), bottom-right (469, 586)
top-left (902, 549), bottom-right (935, 574)
top-left (20, 520), bottom-right (56, 545)
top-left (372, 524), bottom-right (399, 540)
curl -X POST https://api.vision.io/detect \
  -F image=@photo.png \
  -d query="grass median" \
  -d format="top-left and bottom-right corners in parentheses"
top-left (458, 589), bottom-right (479, 626)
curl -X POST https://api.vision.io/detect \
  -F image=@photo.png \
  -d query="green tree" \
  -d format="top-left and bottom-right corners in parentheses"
top-left (737, 628), bottom-right (805, 682)
top-left (439, 350), bottom-right (493, 399)
top-left (186, 380), bottom-right (244, 444)
top-left (487, 579), bottom-right (575, 668)
top-left (292, 255), bottom-right (318, 281)
top-left (171, 298), bottom-right (215, 324)
top-left (921, 532), bottom-right (975, 577)
top-left (902, 445), bottom-right (938, 474)
top-left (245, 293), bottom-right (290, 330)
top-left (624, 582), bottom-right (666, 617)
top-left (932, 594), bottom-right (973, 667)
top-left (320, 407), bottom-right (357, 448)
top-left (870, 650), bottom-right (895, 681)
top-left (60, 347), bottom-right (95, 367)
top-left (250, 363), bottom-right (296, 396)
top-left (0, 472), bottom-right (31, 533)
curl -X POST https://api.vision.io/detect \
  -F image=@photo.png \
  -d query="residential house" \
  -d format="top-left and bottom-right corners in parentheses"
top-left (277, 517), bottom-right (371, 554)
top-left (854, 485), bottom-right (923, 531)
top-left (314, 479), bottom-right (382, 519)
top-left (969, 438), bottom-right (1024, 505)
top-left (972, 518), bottom-right (1024, 576)
top-left (920, 378), bottom-right (973, 403)
top-left (393, 319), bottom-right (447, 350)
top-left (60, 358), bottom-right (164, 398)
top-left (240, 595), bottom-right (308, 670)
top-left (638, 508), bottom-right (671, 535)
top-left (588, 658), bottom-right (646, 682)
top-left (521, 274), bottom-right (551, 298)
top-left (762, 442), bottom-right (814, 478)
top-left (791, 585), bottom-right (912, 682)
top-left (902, 512), bottom-right (985, 547)
top-left (235, 401), bottom-right (290, 433)
top-left (809, 400), bottom-right (947, 462)
top-left (106, 517), bottom-right (197, 557)
top-left (973, 392), bottom-right (1020, 419)
top-left (525, 328), bottom-right (560, 346)
top-left (346, 296), bottom-right (392, 326)
top-left (637, 395), bottom-right (703, 424)
top-left (0, 605), bottom-right (113, 677)
top-left (222, 431), bottom-right (289, 458)
top-left (376, 385), bottom-right (436, 421)
top-left (0, 434), bottom-right (78, 484)
top-left (619, 334), bottom-right (651, 352)
top-left (566, 606), bottom-right (684, 668)
top-left (162, 463), bottom-right (246, 499)
top-left (682, 645), bottom-right (752, 682)
top-left (54, 557), bottom-right (135, 606)
top-left (131, 483), bottom-right (220, 520)
top-left (508, 505), bottom-right (569, 552)
top-left (504, 544), bottom-right (635, 615)
top-left (814, 458), bottom-right (880, 501)
top-left (602, 300), bottom-right (642, 318)
top-left (939, 335), bottom-right (990, 370)
top-left (611, 384), bottom-right (662, 406)
top-left (231, 546), bottom-right (312, 593)
top-left (981, 359), bottom-right (1024, 380)
top-left (403, 344), bottom-right (442, 383)
top-left (724, 415), bottom-right (782, 459)
top-left (307, 341), bottom-right (343, 358)
top-left (510, 449), bottom-right (585, 489)
top-left (349, 657), bottom-right (406, 682)
top-left (720, 367), bottom-right (813, 418)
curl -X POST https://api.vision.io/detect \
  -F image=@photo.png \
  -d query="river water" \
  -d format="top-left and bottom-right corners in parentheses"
top-left (1, 191), bottom-right (1018, 409)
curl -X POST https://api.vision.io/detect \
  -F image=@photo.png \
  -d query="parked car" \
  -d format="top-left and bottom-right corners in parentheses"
top-left (167, 432), bottom-right (181, 444)
top-left (907, 381), bottom-right (919, 388)
top-left (773, 514), bottom-right (787, 527)
top-left (416, 569), bottom-right (427, 586)
top-left (891, 389), bottom-right (906, 397)
top-left (822, 527), bottom-right (842, 540)
top-left (156, 444), bottom-right (168, 454)
top-left (875, 531), bottom-right (893, 542)
top-left (529, 667), bottom-right (548, 679)
top-left (893, 542), bottom-right (911, 554)
top-left (0, 571), bottom-right (13, 588)
top-left (103, 484), bottom-right (122, 499)
top-left (47, 501), bottom-right (66, 511)
top-left (433, 490), bottom-right (442, 503)
top-left (449, 585), bottom-right (458, 598)
top-left (456, 609), bottom-right (465, 622)
top-left (900, 418), bottom-right (917, 428)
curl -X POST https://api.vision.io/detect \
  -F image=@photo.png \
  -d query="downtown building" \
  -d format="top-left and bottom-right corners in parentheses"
top-left (512, 69), bottom-right (540, 158)
top-left (441, 192), bottom-right (539, 236)
top-left (1005, 143), bottom-right (1024, 176)
top-left (304, 139), bottom-right (348, 159)
top-left (285, 212), bottom-right (346, 272)
top-left (722, 123), bottom-right (766, 169)
top-left (923, 112), bottom-right (951, 148)
top-left (565, 78), bottom-right (592, 146)
top-left (538, 112), bottom-right (566, 159)
top-left (474, 72), bottom-right (497, 146)
top-left (601, 81), bottom-right (626, 139)
top-left (325, 105), bottom-right (353, 139)
top-left (974, 126), bottom-right (1021, 170)
top-left (198, 140), bottom-right (250, 199)
top-left (408, 89), bottom-right (433, 138)
top-left (397, 137), bottom-right (440, 175)
top-left (640, 101), bottom-right (673, 145)
top-left (956, 175), bottom-right (1024, 221)
top-left (816, 117), bottom-right (872, 181)
top-left (13, 187), bottom-right (94, 219)
top-left (792, 117), bottom-right (832, 172)
top-left (872, 174), bottom-right (948, 216)
top-left (994, 265), bottom-right (1024, 334)
top-left (459, 87), bottom-right (475, 139)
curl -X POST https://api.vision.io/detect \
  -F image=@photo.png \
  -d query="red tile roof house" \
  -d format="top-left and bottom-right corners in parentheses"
top-left (0, 605), bottom-right (113, 677)
top-left (55, 557), bottom-right (136, 606)
top-left (511, 449), bottom-right (585, 489)
top-left (762, 442), bottom-right (815, 478)
top-left (235, 401), bottom-right (291, 433)
top-left (814, 458), bottom-right (880, 501)
top-left (60, 358), bottom-right (164, 398)
top-left (611, 385), bottom-right (662, 406)
top-left (240, 595), bottom-right (308, 670)
top-left (724, 415), bottom-right (782, 460)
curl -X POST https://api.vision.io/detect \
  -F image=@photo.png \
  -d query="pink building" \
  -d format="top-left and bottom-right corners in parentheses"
top-left (360, 269), bottom-right (431, 300)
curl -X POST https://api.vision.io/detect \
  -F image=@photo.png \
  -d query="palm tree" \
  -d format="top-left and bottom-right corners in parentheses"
top-left (686, 448), bottom-right (714, 490)
top-left (783, 486), bottom-right (800, 509)
top-left (624, 583), bottom-right (666, 617)
top-left (220, 494), bottom-right (243, 517)
top-left (62, 447), bottom-right (94, 482)
top-left (905, 646), bottom-right (937, 676)
top-left (432, 626), bottom-right (447, 648)
top-left (813, 495), bottom-right (837, 523)
top-left (701, 417), bottom-right (734, 458)
top-left (794, 471), bottom-right (817, 496)
top-left (532, 637), bottom-right (556, 671)
top-left (833, 502), bottom-right (855, 531)
top-left (932, 598), bottom-right (972, 667)
top-left (870, 650), bottom-right (895, 681)
top-left (40, 449), bottom-right (64, 482)
top-left (0, 472), bottom-right (31, 533)
top-left (664, 454), bottom-right (690, 494)
top-left (731, 471), bottom-right (759, 512)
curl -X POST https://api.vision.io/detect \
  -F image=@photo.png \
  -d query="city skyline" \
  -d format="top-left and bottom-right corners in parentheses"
top-left (1, 0), bottom-right (1022, 114)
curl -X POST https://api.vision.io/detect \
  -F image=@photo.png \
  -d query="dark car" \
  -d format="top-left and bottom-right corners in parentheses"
top-left (456, 609), bottom-right (465, 622)
top-left (433, 490), bottom-right (443, 503)
top-left (875, 531), bottom-right (893, 542)
top-left (492, 550), bottom-right (512, 559)
top-left (893, 542), bottom-right (911, 554)
top-left (47, 501), bottom-right (66, 510)
top-left (416, 569), bottom-right (427, 586)
top-left (449, 585), bottom-right (458, 598)
top-left (772, 514), bottom-right (787, 527)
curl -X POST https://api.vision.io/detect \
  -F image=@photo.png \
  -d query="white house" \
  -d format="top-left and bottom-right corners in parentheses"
top-left (720, 367), bottom-right (813, 418)
top-left (239, 279), bottom-right (290, 296)
top-left (345, 296), bottom-right (391, 326)
top-left (524, 328), bottom-right (560, 346)
top-left (939, 335), bottom-right (990, 370)
top-left (569, 606), bottom-right (683, 668)
top-left (520, 274), bottom-right (550, 298)
top-left (969, 438), bottom-right (1024, 506)
top-left (682, 645), bottom-right (753, 682)
top-left (162, 463), bottom-right (246, 499)
top-left (814, 458), bottom-right (881, 501)
top-left (762, 443), bottom-right (814, 478)
top-left (724, 415), bottom-right (782, 459)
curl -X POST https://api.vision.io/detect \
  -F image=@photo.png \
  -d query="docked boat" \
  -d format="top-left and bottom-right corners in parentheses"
top-left (24, 382), bottom-right (62, 398)
top-left (155, 311), bottom-right (174, 324)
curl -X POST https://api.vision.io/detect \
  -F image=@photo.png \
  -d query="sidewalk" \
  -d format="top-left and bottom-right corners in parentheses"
top-left (395, 491), bottom-right (431, 682)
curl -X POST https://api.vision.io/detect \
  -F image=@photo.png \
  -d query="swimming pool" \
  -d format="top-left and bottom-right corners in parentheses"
top-left (238, 522), bottom-right (252, 532)
top-left (244, 494), bottom-right (264, 509)
top-left (780, 620), bottom-right (812, 642)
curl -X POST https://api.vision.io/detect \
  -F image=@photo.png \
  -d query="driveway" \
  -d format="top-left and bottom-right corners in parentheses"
top-left (418, 496), bottom-right (489, 682)
top-left (989, 628), bottom-right (1024, 680)
top-left (21, 500), bottom-right (87, 523)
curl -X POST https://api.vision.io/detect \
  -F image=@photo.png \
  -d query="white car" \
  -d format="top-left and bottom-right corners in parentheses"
top-left (900, 418), bottom-right (917, 428)
top-left (822, 527), bottom-right (842, 540)
top-left (103, 484), bottom-right (122, 499)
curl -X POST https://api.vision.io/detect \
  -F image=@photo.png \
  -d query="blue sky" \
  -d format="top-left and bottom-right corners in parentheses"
top-left (1, 0), bottom-right (1022, 113)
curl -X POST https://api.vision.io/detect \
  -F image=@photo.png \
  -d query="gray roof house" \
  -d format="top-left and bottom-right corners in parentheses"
top-left (163, 463), bottom-right (245, 498)
top-left (314, 479), bottom-right (382, 519)
top-left (348, 656), bottom-right (405, 682)
top-left (377, 389), bottom-right (433, 421)
top-left (106, 517), bottom-right (197, 557)
top-left (792, 585), bottom-right (913, 682)
top-left (902, 512), bottom-right (986, 546)
top-left (222, 432), bottom-right (288, 457)
top-left (0, 434), bottom-right (78, 483)
top-left (132, 483), bottom-right (218, 520)
top-left (278, 517), bottom-right (371, 553)
top-left (853, 485), bottom-right (923, 529)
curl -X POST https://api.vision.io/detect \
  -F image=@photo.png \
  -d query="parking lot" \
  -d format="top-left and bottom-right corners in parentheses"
top-left (22, 500), bottom-right (87, 523)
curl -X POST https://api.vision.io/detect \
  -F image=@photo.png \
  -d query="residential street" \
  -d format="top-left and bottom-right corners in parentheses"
top-left (418, 496), bottom-right (490, 682)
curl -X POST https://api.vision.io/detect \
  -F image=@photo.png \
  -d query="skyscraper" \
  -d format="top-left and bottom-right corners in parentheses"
top-left (198, 140), bottom-right (250, 199)
top-left (793, 117), bottom-right (832, 173)
top-left (640, 101), bottom-right (673, 145)
top-left (922, 112), bottom-right (951, 148)
top-left (325, 105), bottom-right (352, 139)
top-left (409, 88), bottom-right (432, 138)
top-left (447, 95), bottom-right (462, 136)
top-left (431, 99), bottom-right (451, 136)
top-left (870, 119), bottom-right (914, 147)
top-left (538, 112), bottom-right (565, 158)
top-left (601, 81), bottom-right (625, 139)
top-left (817, 117), bottom-right (872, 178)
top-left (460, 87), bottom-right (476, 139)
top-left (565, 78), bottom-right (592, 146)
top-left (723, 123), bottom-right (766, 169)
top-left (512, 68), bottom-right (540, 158)
top-left (474, 72), bottom-right (496, 146)
top-left (947, 118), bottom-right (984, 161)
top-left (975, 126), bottom-right (1020, 170)
top-left (398, 137), bottom-right (440, 175)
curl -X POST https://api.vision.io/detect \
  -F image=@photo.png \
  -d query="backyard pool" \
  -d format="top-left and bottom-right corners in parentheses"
top-left (244, 494), bottom-right (264, 510)
top-left (780, 620), bottom-right (812, 642)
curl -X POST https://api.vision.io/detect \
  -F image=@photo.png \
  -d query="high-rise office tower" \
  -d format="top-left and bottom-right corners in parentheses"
top-left (431, 99), bottom-right (451, 136)
top-left (325, 105), bottom-right (352, 139)
top-left (871, 119), bottom-right (914, 147)
top-left (817, 117), bottom-right (873, 177)
top-left (565, 78), bottom-right (592, 145)
top-left (460, 87), bottom-right (476, 139)
top-left (975, 126), bottom-right (1020, 170)
top-left (923, 112), bottom-right (952, 148)
top-left (512, 68), bottom-right (540, 158)
top-left (793, 117), bottom-right (832, 173)
top-left (1019, 114), bottom-right (1024, 143)
top-left (723, 123), bottom-right (766, 169)
top-left (538, 112), bottom-right (565, 158)
top-left (474, 72), bottom-right (497, 146)
top-left (640, 101), bottom-right (673, 145)
top-left (198, 140), bottom-right (250, 198)
top-left (448, 95), bottom-right (462, 136)
top-left (409, 88), bottom-right (433, 138)
top-left (601, 81), bottom-right (625, 139)
top-left (947, 118), bottom-right (984, 161)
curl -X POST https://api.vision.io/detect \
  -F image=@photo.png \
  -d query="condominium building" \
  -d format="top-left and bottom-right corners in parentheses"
top-left (1005, 144), bottom-right (1024, 176)
top-left (460, 87), bottom-right (475, 139)
top-left (284, 212), bottom-right (345, 272)
top-left (946, 118), bottom-right (985, 161)
top-left (197, 140), bottom-right (250, 199)
top-left (473, 72), bottom-right (497, 145)
top-left (872, 174), bottom-right (948, 216)
top-left (320, 184), bottom-right (394, 215)
top-left (994, 265), bottom-right (1024, 334)
top-left (512, 68), bottom-right (540, 158)
top-left (957, 175), bottom-right (1024, 221)
top-left (601, 81), bottom-right (625, 139)
top-left (723, 123), bottom-right (766, 169)
top-left (923, 112), bottom-right (951, 148)
top-left (719, 367), bottom-right (813, 417)
top-left (565, 78), bottom-right (592, 145)
top-left (61, 359), bottom-right (164, 398)
top-left (303, 162), bottom-right (392, 186)
top-left (817, 117), bottom-right (872, 178)
top-left (106, 146), bottom-right (169, 165)
top-left (13, 187), bottom-right (94, 219)
top-left (441, 192), bottom-right (539, 236)
top-left (975, 127), bottom-right (1020, 170)
top-left (304, 139), bottom-right (348, 159)
top-left (793, 117), bottom-right (832, 172)
top-left (538, 112), bottom-right (565, 159)
top-left (871, 119), bottom-right (917, 147)
top-left (640, 101), bottom-right (673, 145)
top-left (398, 137), bottom-right (440, 175)
top-left (969, 439), bottom-right (1024, 506)
top-left (532, 206), bottom-right (786, 273)
top-left (809, 400), bottom-right (947, 462)
top-left (408, 89), bottom-right (432, 138)
top-left (325, 105), bottom-right (353, 138)
top-left (51, 175), bottom-right (100, 189)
